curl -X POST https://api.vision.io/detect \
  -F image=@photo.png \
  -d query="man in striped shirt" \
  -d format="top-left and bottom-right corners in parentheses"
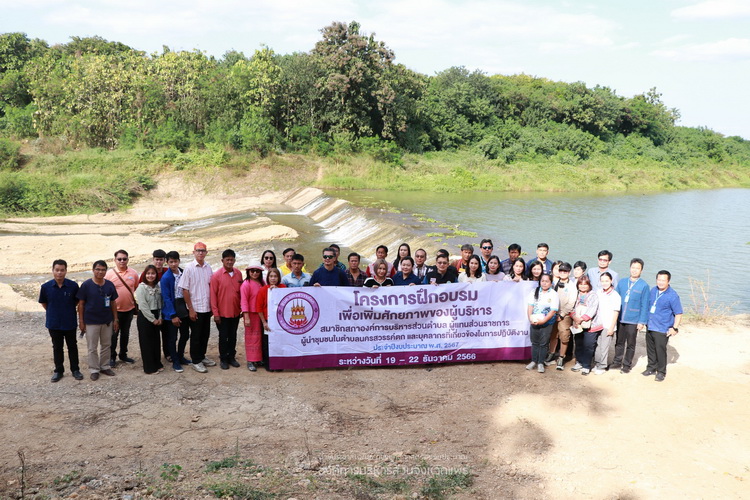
top-left (180, 242), bottom-right (215, 373)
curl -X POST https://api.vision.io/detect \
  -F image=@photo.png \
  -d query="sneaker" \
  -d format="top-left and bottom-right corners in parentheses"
top-left (229, 358), bottom-right (240, 368)
top-left (581, 368), bottom-right (590, 375)
top-left (609, 363), bottom-right (622, 370)
top-left (537, 364), bottom-right (545, 373)
top-left (593, 367), bottom-right (606, 375)
top-left (571, 363), bottom-right (582, 372)
top-left (191, 362), bottom-right (207, 373)
top-left (247, 361), bottom-right (257, 372)
top-left (525, 362), bottom-right (536, 370)
top-left (556, 358), bottom-right (565, 371)
top-left (179, 357), bottom-right (192, 365)
top-left (202, 358), bottom-right (217, 367)
top-left (641, 369), bottom-right (656, 377)
top-left (544, 352), bottom-right (556, 364)
top-left (620, 367), bottom-right (631, 374)
top-left (173, 363), bottom-right (184, 373)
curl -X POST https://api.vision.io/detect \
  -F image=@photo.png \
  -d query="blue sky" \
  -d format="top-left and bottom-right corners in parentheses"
top-left (2, 0), bottom-right (749, 138)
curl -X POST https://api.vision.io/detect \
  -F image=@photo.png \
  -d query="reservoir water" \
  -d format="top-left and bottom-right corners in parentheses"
top-left (335, 188), bottom-right (750, 313)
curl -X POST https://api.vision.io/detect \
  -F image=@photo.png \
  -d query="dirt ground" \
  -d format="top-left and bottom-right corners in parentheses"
top-left (1, 180), bottom-right (749, 499)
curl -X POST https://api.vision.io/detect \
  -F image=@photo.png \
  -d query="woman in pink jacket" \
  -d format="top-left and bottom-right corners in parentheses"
top-left (241, 262), bottom-right (264, 372)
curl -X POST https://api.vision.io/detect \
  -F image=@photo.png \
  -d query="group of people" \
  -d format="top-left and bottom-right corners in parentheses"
top-left (39, 239), bottom-right (683, 383)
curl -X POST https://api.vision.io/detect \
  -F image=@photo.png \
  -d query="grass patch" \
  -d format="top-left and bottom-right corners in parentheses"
top-left (347, 473), bottom-right (411, 495)
top-left (206, 480), bottom-right (274, 499)
top-left (421, 470), bottom-right (474, 499)
top-left (52, 469), bottom-right (81, 485)
top-left (686, 273), bottom-right (735, 323)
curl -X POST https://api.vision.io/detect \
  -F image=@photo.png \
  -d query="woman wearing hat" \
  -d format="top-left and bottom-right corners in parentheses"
top-left (241, 262), bottom-right (264, 372)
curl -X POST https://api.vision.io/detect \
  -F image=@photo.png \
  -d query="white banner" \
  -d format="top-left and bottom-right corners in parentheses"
top-left (267, 281), bottom-right (535, 370)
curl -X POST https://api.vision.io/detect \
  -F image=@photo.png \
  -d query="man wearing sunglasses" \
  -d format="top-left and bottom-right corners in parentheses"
top-left (105, 249), bottom-right (139, 366)
top-left (479, 239), bottom-right (494, 273)
top-left (309, 247), bottom-right (349, 287)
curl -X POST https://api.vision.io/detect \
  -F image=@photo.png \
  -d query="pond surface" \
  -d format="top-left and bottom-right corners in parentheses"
top-left (335, 188), bottom-right (750, 313)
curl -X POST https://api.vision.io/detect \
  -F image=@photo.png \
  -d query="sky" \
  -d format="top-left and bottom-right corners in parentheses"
top-left (2, 0), bottom-right (749, 139)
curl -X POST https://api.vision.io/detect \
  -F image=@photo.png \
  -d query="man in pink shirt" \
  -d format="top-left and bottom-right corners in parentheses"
top-left (105, 249), bottom-right (139, 366)
top-left (210, 249), bottom-right (243, 370)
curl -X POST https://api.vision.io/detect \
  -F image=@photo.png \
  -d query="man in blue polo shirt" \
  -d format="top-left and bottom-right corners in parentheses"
top-left (39, 259), bottom-right (83, 382)
top-left (612, 258), bottom-right (650, 374)
top-left (310, 247), bottom-right (348, 286)
top-left (643, 270), bottom-right (683, 382)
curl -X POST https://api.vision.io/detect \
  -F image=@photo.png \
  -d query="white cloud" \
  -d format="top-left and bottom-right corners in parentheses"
top-left (672, 0), bottom-right (750, 19)
top-left (653, 37), bottom-right (750, 61)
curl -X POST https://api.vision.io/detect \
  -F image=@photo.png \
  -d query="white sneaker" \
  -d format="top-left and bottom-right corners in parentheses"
top-left (581, 368), bottom-right (591, 375)
top-left (571, 363), bottom-right (582, 372)
top-left (593, 367), bottom-right (606, 375)
top-left (526, 362), bottom-right (536, 370)
top-left (537, 364), bottom-right (545, 373)
top-left (191, 362), bottom-right (207, 373)
top-left (202, 358), bottom-right (217, 367)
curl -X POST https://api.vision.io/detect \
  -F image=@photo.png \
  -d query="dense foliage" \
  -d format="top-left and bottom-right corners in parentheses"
top-left (0, 24), bottom-right (748, 214)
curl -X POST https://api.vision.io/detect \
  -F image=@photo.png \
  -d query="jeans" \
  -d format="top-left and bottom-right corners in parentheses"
top-left (613, 322), bottom-right (639, 369)
top-left (49, 329), bottom-right (79, 374)
top-left (111, 308), bottom-right (135, 360)
top-left (574, 329), bottom-right (599, 369)
top-left (530, 322), bottom-right (554, 365)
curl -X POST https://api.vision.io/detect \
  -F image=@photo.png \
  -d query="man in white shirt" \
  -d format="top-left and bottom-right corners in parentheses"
top-left (180, 242), bottom-right (215, 372)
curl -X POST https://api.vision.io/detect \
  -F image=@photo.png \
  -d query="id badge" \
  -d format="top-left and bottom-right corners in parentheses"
top-left (650, 304), bottom-right (656, 314)
top-left (105, 295), bottom-right (111, 307)
top-left (624, 292), bottom-right (630, 303)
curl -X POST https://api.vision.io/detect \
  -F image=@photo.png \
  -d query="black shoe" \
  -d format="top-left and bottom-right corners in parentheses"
top-left (166, 355), bottom-right (172, 363)
top-left (220, 361), bottom-right (229, 370)
top-left (51, 372), bottom-right (63, 383)
top-left (90, 372), bottom-right (100, 381)
top-left (72, 370), bottom-right (84, 380)
top-left (620, 367), bottom-right (631, 374)
top-left (109, 358), bottom-right (116, 367)
top-left (119, 356), bottom-right (135, 364)
top-left (655, 373), bottom-right (666, 382)
top-left (229, 358), bottom-right (240, 368)
top-left (641, 369), bottom-right (656, 376)
top-left (609, 363), bottom-right (622, 370)
top-left (179, 357), bottom-right (192, 365)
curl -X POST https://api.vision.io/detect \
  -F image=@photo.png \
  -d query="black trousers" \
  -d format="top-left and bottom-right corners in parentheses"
top-left (49, 329), bottom-right (79, 373)
top-left (189, 311), bottom-right (212, 364)
top-left (613, 322), bottom-right (639, 369)
top-left (111, 308), bottom-right (135, 360)
top-left (646, 330), bottom-right (670, 374)
top-left (217, 316), bottom-right (240, 362)
top-left (137, 310), bottom-right (163, 374)
top-left (160, 321), bottom-right (171, 359)
top-left (166, 317), bottom-right (191, 363)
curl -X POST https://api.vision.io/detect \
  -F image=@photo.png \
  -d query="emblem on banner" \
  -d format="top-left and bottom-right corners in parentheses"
top-left (276, 292), bottom-right (320, 334)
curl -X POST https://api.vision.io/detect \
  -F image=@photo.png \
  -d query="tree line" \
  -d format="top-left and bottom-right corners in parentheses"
top-left (1, 22), bottom-right (749, 167)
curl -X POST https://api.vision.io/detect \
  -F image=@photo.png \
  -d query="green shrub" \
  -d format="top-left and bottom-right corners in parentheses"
top-left (0, 137), bottom-right (21, 170)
